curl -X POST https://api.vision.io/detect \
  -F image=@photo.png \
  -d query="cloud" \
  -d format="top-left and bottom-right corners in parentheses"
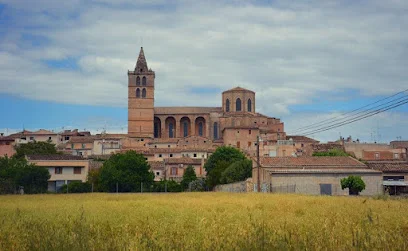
top-left (0, 0), bottom-right (407, 141)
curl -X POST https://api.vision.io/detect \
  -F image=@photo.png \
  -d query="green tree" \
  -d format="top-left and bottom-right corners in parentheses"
top-left (98, 151), bottom-right (154, 192)
top-left (220, 159), bottom-right (252, 184)
top-left (0, 156), bottom-right (50, 194)
top-left (61, 181), bottom-right (92, 193)
top-left (190, 179), bottom-right (207, 192)
top-left (312, 149), bottom-right (349, 157)
top-left (152, 180), bottom-right (182, 192)
top-left (181, 165), bottom-right (197, 190)
top-left (87, 168), bottom-right (101, 192)
top-left (204, 146), bottom-right (248, 188)
top-left (341, 176), bottom-right (366, 195)
top-left (14, 141), bottom-right (60, 159)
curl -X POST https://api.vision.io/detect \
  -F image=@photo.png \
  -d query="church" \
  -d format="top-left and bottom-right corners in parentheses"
top-left (128, 48), bottom-right (286, 148)
top-left (124, 47), bottom-right (300, 180)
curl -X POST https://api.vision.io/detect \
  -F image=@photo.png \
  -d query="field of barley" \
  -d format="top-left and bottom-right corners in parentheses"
top-left (0, 193), bottom-right (408, 250)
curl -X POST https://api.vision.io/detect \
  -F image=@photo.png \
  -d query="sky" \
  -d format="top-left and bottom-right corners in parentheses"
top-left (0, 0), bottom-right (407, 142)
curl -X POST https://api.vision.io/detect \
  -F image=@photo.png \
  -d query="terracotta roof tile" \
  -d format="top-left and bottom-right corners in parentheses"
top-left (164, 157), bottom-right (202, 165)
top-left (149, 161), bottom-right (165, 170)
top-left (286, 135), bottom-right (319, 143)
top-left (260, 156), bottom-right (366, 168)
top-left (366, 161), bottom-right (408, 172)
top-left (222, 87), bottom-right (255, 93)
top-left (27, 155), bottom-right (85, 160)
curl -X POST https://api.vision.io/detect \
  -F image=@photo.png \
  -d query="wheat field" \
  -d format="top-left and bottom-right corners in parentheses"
top-left (0, 193), bottom-right (407, 250)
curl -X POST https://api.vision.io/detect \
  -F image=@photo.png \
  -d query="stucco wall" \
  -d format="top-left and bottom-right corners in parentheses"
top-left (214, 179), bottom-right (253, 192)
top-left (268, 173), bottom-right (382, 196)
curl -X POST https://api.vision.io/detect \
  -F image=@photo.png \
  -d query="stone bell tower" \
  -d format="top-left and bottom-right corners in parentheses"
top-left (127, 47), bottom-right (155, 138)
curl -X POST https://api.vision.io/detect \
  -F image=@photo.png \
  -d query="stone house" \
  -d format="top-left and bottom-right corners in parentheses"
top-left (253, 156), bottom-right (382, 195)
top-left (27, 155), bottom-right (89, 192)
top-left (0, 135), bottom-right (15, 157)
top-left (366, 160), bottom-right (408, 195)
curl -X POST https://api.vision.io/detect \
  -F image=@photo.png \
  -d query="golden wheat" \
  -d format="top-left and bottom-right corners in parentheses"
top-left (0, 193), bottom-right (407, 250)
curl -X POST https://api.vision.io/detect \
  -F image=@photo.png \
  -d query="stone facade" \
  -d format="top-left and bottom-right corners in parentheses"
top-left (253, 156), bottom-right (383, 196)
top-left (127, 48), bottom-right (290, 158)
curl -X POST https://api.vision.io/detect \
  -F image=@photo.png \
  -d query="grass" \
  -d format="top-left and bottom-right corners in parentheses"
top-left (0, 193), bottom-right (408, 250)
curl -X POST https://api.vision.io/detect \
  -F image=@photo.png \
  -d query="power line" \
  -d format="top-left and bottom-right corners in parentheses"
top-left (301, 97), bottom-right (408, 136)
top-left (290, 88), bottom-right (408, 134)
top-left (293, 94), bottom-right (408, 135)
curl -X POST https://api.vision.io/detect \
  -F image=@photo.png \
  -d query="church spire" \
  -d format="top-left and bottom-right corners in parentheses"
top-left (135, 47), bottom-right (148, 73)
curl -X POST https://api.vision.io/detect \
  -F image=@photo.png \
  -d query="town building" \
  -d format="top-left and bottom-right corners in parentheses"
top-left (125, 47), bottom-right (294, 160)
top-left (9, 129), bottom-right (59, 145)
top-left (253, 156), bottom-right (382, 195)
top-left (27, 155), bottom-right (90, 192)
top-left (0, 134), bottom-right (15, 157)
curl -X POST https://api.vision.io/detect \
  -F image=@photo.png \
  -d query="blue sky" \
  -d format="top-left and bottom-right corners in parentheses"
top-left (0, 0), bottom-right (407, 142)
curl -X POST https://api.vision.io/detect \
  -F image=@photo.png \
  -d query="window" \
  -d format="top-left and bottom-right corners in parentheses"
top-left (74, 167), bottom-right (81, 174)
top-left (171, 167), bottom-right (177, 175)
top-left (301, 143), bottom-right (304, 147)
top-left (169, 123), bottom-right (174, 138)
top-left (248, 142), bottom-right (252, 147)
top-left (198, 122), bottom-right (203, 136)
top-left (82, 143), bottom-right (86, 149)
top-left (48, 137), bottom-right (52, 140)
top-left (71, 143), bottom-right (74, 149)
top-left (375, 152), bottom-right (380, 159)
top-left (236, 98), bottom-right (241, 111)
top-left (213, 122), bottom-right (218, 139)
top-left (249, 130), bottom-right (251, 135)
top-left (156, 172), bottom-right (160, 176)
top-left (159, 154), bottom-right (162, 157)
top-left (136, 88), bottom-right (140, 98)
top-left (226, 99), bottom-right (230, 112)
top-left (202, 155), bottom-right (205, 158)
top-left (136, 76), bottom-right (140, 86)
top-left (30, 136), bottom-right (34, 140)
top-left (383, 176), bottom-right (404, 181)
top-left (142, 88), bottom-right (146, 98)
top-left (55, 167), bottom-right (62, 174)
top-left (65, 136), bottom-right (70, 141)
top-left (194, 153), bottom-right (197, 157)
top-left (247, 99), bottom-right (252, 112)
top-left (394, 153), bottom-right (399, 159)
top-left (170, 154), bottom-right (173, 157)
top-left (168, 145), bottom-right (170, 148)
top-left (183, 122), bottom-right (188, 137)
top-left (142, 76), bottom-right (147, 86)
top-left (237, 141), bottom-right (240, 148)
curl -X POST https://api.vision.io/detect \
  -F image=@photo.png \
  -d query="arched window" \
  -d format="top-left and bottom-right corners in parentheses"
top-left (136, 76), bottom-right (140, 86)
top-left (247, 99), bottom-right (252, 112)
top-left (136, 88), bottom-right (140, 98)
top-left (226, 99), bottom-right (230, 112)
top-left (142, 76), bottom-right (147, 86)
top-left (198, 122), bottom-right (203, 136)
top-left (236, 98), bottom-right (241, 111)
top-left (169, 123), bottom-right (174, 138)
top-left (183, 122), bottom-right (188, 137)
top-left (213, 122), bottom-right (218, 139)
top-left (142, 88), bottom-right (146, 98)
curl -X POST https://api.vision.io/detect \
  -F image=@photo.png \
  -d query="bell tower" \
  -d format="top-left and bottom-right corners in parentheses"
top-left (128, 47), bottom-right (155, 138)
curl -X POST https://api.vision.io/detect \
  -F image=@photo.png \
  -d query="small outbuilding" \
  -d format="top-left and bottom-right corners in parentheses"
top-left (253, 156), bottom-right (382, 196)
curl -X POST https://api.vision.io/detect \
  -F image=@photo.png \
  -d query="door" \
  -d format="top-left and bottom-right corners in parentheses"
top-left (320, 184), bottom-right (332, 195)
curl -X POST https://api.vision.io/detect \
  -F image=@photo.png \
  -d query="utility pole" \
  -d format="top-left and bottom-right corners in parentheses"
top-left (257, 135), bottom-right (260, 192)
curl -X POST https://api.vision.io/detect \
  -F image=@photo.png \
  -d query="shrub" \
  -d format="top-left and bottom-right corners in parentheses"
top-left (61, 181), bottom-right (92, 193)
top-left (341, 176), bottom-right (366, 195)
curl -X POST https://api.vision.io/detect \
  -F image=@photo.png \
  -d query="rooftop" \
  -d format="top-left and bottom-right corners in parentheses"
top-left (222, 86), bottom-right (255, 94)
top-left (260, 156), bottom-right (367, 168)
top-left (27, 155), bottom-right (85, 161)
top-left (366, 161), bottom-right (408, 173)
